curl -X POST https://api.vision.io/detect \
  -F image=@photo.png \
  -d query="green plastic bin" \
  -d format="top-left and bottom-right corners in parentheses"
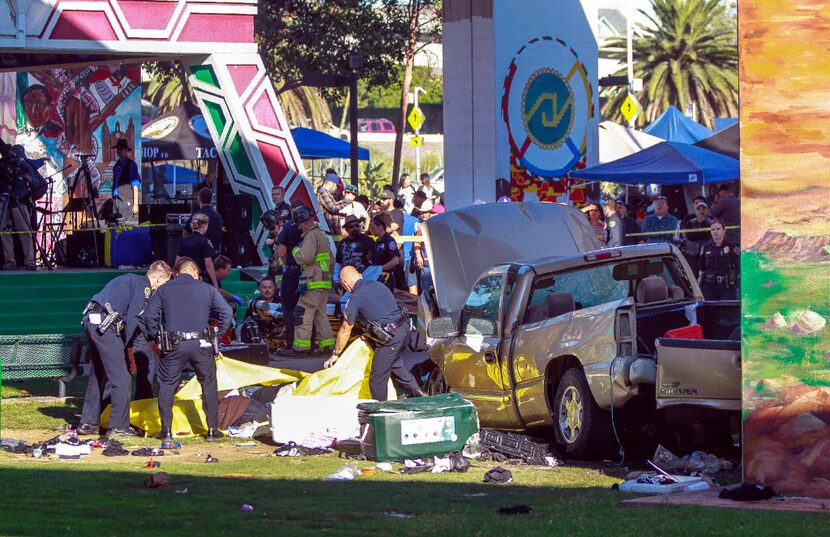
top-left (357, 393), bottom-right (479, 461)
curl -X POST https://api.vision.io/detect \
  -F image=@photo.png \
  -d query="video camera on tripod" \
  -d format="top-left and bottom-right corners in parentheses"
top-left (0, 140), bottom-right (46, 202)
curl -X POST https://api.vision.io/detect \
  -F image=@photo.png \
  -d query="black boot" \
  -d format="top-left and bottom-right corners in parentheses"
top-left (76, 423), bottom-right (99, 435)
top-left (156, 427), bottom-right (172, 441)
top-left (206, 428), bottom-right (224, 442)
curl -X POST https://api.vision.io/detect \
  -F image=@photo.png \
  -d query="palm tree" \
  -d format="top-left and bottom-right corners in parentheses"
top-left (601, 0), bottom-right (738, 129)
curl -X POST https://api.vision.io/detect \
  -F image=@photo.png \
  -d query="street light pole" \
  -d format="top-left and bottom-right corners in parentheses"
top-left (349, 76), bottom-right (359, 187)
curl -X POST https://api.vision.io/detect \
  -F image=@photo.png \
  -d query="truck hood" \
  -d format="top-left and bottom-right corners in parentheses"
top-left (422, 202), bottom-right (599, 318)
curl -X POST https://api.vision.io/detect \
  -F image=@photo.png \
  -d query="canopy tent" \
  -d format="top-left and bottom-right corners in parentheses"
top-left (713, 118), bottom-right (738, 132)
top-left (644, 105), bottom-right (712, 144)
top-left (290, 127), bottom-right (370, 160)
top-left (598, 120), bottom-right (663, 164)
top-left (569, 141), bottom-right (739, 185)
top-left (142, 102), bottom-right (215, 161)
top-left (694, 123), bottom-right (739, 160)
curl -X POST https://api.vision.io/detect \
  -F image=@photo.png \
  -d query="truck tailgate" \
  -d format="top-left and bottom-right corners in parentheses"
top-left (655, 338), bottom-right (740, 411)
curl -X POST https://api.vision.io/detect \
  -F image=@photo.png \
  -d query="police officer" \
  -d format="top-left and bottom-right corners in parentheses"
top-left (368, 212), bottom-right (401, 292)
top-left (325, 266), bottom-right (424, 401)
top-left (290, 206), bottom-right (335, 354)
top-left (275, 201), bottom-right (305, 352)
top-left (77, 260), bottom-right (172, 436)
top-left (698, 219), bottom-right (739, 300)
top-left (141, 257), bottom-right (233, 441)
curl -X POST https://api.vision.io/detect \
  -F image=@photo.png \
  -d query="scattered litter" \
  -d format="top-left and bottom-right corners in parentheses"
top-left (383, 511), bottom-right (414, 519)
top-left (144, 472), bottom-right (171, 488)
top-left (719, 483), bottom-right (777, 502)
top-left (161, 440), bottom-right (182, 450)
top-left (360, 467), bottom-right (377, 477)
top-left (102, 439), bottom-right (129, 457)
top-left (544, 456), bottom-right (561, 467)
top-left (483, 467), bottom-right (513, 484)
top-left (222, 474), bottom-right (254, 479)
top-left (479, 430), bottom-right (560, 466)
top-left (275, 441), bottom-right (332, 457)
top-left (144, 458), bottom-right (161, 469)
top-left (498, 505), bottom-right (533, 515)
top-left (450, 452), bottom-right (470, 473)
top-left (462, 433), bottom-right (482, 459)
top-left (234, 442), bottom-right (258, 447)
top-left (240, 504), bottom-right (255, 512)
top-left (402, 459), bottom-right (430, 475)
top-left (618, 473), bottom-right (713, 494)
top-left (463, 492), bottom-right (488, 497)
top-left (174, 488), bottom-right (188, 494)
top-left (205, 454), bottom-right (219, 463)
top-left (431, 456), bottom-right (452, 474)
top-left (653, 445), bottom-right (733, 474)
top-left (228, 421), bottom-right (265, 439)
top-left (376, 462), bottom-right (394, 472)
top-left (1, 438), bottom-right (29, 454)
top-left (132, 448), bottom-right (164, 457)
top-left (324, 463), bottom-right (361, 481)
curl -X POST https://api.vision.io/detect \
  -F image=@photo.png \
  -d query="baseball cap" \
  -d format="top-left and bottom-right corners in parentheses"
top-left (293, 207), bottom-right (312, 224)
top-left (656, 195), bottom-right (668, 201)
top-left (615, 198), bottom-right (626, 205)
top-left (344, 184), bottom-right (358, 194)
top-left (430, 203), bottom-right (446, 214)
top-left (695, 202), bottom-right (708, 209)
top-left (323, 172), bottom-right (339, 183)
top-left (343, 214), bottom-right (361, 227)
top-left (378, 189), bottom-right (395, 200)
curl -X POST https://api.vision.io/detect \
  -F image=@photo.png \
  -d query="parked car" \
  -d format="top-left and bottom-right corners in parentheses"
top-left (419, 202), bottom-right (741, 457)
top-left (358, 118), bottom-right (396, 134)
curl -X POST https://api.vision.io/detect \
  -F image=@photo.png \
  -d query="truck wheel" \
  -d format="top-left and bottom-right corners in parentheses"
top-left (426, 366), bottom-right (447, 395)
top-left (553, 368), bottom-right (612, 458)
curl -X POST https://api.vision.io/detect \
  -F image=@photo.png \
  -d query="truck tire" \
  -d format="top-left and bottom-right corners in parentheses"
top-left (426, 365), bottom-right (447, 395)
top-left (553, 368), bottom-right (612, 458)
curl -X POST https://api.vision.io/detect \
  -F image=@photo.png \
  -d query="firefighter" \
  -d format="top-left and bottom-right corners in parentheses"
top-left (290, 207), bottom-right (335, 354)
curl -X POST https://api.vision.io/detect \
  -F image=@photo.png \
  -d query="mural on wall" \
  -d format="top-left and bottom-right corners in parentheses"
top-left (740, 1), bottom-right (830, 498)
top-left (0, 72), bottom-right (14, 144)
top-left (16, 65), bottom-right (141, 215)
top-left (501, 36), bottom-right (593, 204)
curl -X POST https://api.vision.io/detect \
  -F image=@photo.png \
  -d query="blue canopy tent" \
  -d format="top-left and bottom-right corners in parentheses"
top-left (569, 141), bottom-right (739, 185)
top-left (290, 127), bottom-right (370, 160)
top-left (644, 106), bottom-right (712, 143)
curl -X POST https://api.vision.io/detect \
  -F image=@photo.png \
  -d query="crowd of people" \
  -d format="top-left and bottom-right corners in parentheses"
top-left (582, 182), bottom-right (740, 300)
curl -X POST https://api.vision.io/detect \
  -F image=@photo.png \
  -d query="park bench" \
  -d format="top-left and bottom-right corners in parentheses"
top-left (0, 334), bottom-right (89, 397)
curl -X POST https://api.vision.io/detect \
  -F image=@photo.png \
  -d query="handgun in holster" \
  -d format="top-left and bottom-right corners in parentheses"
top-left (159, 329), bottom-right (174, 353)
top-left (206, 323), bottom-right (220, 357)
top-left (97, 303), bottom-right (123, 335)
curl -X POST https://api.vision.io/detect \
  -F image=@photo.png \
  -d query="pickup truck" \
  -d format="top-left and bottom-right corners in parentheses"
top-left (419, 202), bottom-right (740, 457)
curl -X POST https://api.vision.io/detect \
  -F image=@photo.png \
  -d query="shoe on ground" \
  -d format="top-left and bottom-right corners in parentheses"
top-left (156, 428), bottom-right (172, 441)
top-left (76, 423), bottom-right (99, 435)
top-left (25, 264), bottom-right (36, 271)
top-left (2, 263), bottom-right (16, 270)
top-left (108, 426), bottom-right (140, 437)
top-left (275, 346), bottom-right (301, 357)
top-left (206, 428), bottom-right (224, 442)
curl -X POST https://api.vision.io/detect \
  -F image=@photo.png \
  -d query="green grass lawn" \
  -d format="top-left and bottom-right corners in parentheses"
top-left (0, 395), bottom-right (825, 536)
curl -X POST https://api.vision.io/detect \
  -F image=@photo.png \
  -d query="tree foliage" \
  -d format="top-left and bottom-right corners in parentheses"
top-left (601, 0), bottom-right (738, 128)
top-left (359, 66), bottom-right (442, 109)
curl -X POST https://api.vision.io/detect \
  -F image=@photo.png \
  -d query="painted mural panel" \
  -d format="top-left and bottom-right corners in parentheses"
top-left (740, 1), bottom-right (830, 498)
top-left (15, 66), bottom-right (141, 216)
top-left (495, 0), bottom-right (598, 205)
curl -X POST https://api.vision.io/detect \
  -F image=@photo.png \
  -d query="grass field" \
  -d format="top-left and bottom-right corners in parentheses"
top-left (1, 386), bottom-right (826, 536)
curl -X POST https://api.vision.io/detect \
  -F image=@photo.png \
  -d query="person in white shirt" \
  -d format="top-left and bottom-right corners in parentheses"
top-left (340, 184), bottom-right (369, 230)
top-left (397, 173), bottom-right (417, 213)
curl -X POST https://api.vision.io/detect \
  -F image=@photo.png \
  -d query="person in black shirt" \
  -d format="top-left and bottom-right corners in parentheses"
top-left (698, 220), bottom-right (739, 301)
top-left (680, 201), bottom-right (713, 278)
top-left (615, 199), bottom-right (642, 246)
top-left (177, 213), bottom-right (219, 289)
top-left (275, 201), bottom-right (305, 351)
top-left (140, 258), bottom-right (233, 441)
top-left (324, 266), bottom-right (423, 400)
top-left (185, 188), bottom-right (223, 255)
top-left (77, 260), bottom-right (172, 436)
top-left (271, 185), bottom-right (291, 215)
top-left (368, 212), bottom-right (400, 292)
top-left (337, 215), bottom-right (375, 273)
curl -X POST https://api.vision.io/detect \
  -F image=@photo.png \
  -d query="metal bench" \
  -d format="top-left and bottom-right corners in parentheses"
top-left (0, 334), bottom-right (89, 397)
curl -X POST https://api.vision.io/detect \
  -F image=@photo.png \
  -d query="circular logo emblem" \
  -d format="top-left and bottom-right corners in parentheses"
top-left (522, 68), bottom-right (574, 150)
top-left (141, 115), bottom-right (178, 141)
top-left (503, 37), bottom-right (593, 178)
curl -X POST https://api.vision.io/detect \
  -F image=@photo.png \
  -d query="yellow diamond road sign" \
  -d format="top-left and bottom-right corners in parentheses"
top-left (409, 135), bottom-right (423, 147)
top-left (408, 106), bottom-right (425, 132)
top-left (620, 94), bottom-right (639, 124)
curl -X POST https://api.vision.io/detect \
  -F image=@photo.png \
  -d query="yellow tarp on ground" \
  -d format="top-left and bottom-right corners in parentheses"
top-left (102, 340), bottom-right (389, 437)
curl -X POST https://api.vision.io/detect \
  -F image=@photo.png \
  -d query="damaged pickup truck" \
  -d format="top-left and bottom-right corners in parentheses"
top-left (419, 203), bottom-right (740, 457)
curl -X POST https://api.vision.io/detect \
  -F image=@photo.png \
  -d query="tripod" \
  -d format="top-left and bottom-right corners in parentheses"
top-left (53, 155), bottom-right (101, 268)
top-left (0, 184), bottom-right (53, 270)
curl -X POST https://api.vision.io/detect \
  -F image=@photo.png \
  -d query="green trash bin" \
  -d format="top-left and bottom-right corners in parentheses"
top-left (357, 393), bottom-right (479, 461)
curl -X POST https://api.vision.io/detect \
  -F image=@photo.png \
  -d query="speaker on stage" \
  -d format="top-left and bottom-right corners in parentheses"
top-left (221, 194), bottom-right (253, 231)
top-left (150, 224), bottom-right (183, 266)
top-left (222, 230), bottom-right (258, 267)
top-left (64, 230), bottom-right (104, 268)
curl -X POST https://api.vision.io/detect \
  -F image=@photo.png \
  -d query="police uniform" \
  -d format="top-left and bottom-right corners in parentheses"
top-left (132, 334), bottom-right (157, 401)
top-left (141, 274), bottom-right (233, 436)
top-left (344, 279), bottom-right (422, 400)
top-left (292, 221), bottom-right (335, 352)
top-left (372, 232), bottom-right (400, 292)
top-left (276, 219), bottom-right (303, 348)
top-left (698, 240), bottom-right (739, 300)
top-left (178, 232), bottom-right (214, 281)
top-left (79, 274), bottom-right (153, 433)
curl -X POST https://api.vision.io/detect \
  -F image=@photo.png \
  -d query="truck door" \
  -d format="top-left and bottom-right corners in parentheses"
top-left (444, 273), bottom-right (516, 427)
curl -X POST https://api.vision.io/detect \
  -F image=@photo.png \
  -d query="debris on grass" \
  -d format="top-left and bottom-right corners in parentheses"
top-left (483, 467), bottom-right (513, 484)
top-left (383, 511), bottom-right (414, 519)
top-left (205, 454), bottom-right (219, 463)
top-left (144, 472), bottom-right (171, 488)
top-left (498, 505), bottom-right (533, 515)
top-left (240, 504), bottom-right (255, 512)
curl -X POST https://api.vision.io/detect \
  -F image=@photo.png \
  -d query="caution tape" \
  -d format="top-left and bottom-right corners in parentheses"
top-left (625, 225), bottom-right (739, 238)
top-left (0, 222), bottom-right (171, 236)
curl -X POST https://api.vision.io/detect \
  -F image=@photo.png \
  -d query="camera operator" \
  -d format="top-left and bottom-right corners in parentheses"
top-left (1, 143), bottom-right (43, 271)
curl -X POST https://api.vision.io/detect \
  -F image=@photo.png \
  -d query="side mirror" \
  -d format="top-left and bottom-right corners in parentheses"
top-left (427, 316), bottom-right (457, 339)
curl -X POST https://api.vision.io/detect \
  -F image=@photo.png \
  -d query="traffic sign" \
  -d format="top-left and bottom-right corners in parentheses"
top-left (408, 106), bottom-right (425, 132)
top-left (409, 135), bottom-right (423, 147)
top-left (620, 94), bottom-right (639, 124)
